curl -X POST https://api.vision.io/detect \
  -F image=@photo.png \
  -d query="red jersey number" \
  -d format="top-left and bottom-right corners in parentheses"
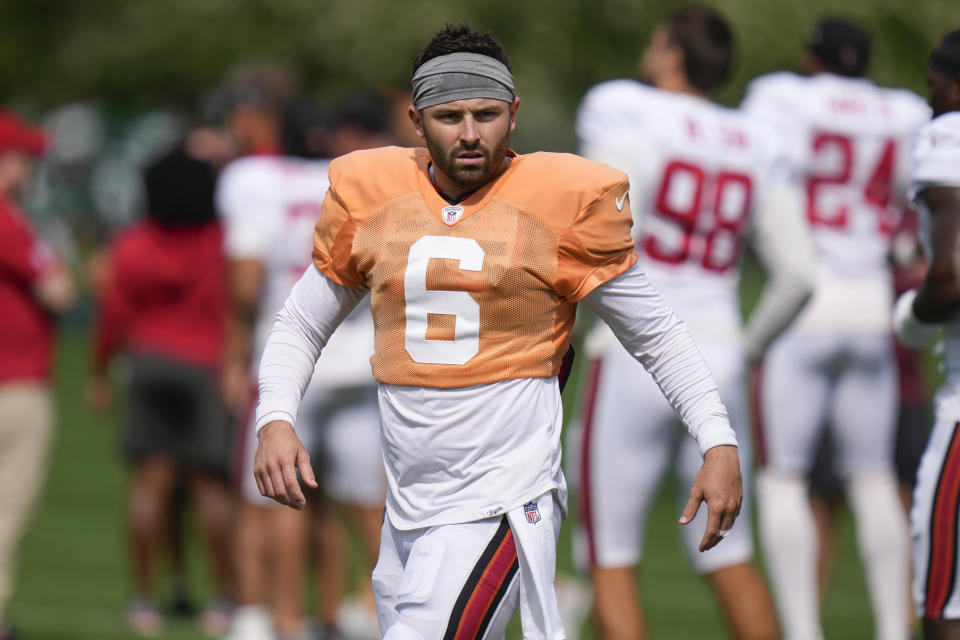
top-left (806, 133), bottom-right (898, 233)
top-left (644, 160), bottom-right (752, 273)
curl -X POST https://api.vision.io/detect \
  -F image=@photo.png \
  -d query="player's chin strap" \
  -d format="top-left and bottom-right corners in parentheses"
top-left (412, 52), bottom-right (515, 110)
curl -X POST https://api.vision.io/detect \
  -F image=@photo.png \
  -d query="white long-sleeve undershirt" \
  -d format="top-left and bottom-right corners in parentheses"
top-left (256, 264), bottom-right (736, 527)
top-left (257, 264), bottom-right (734, 451)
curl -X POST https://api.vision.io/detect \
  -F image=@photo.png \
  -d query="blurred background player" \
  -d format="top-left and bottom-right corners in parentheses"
top-left (0, 110), bottom-right (75, 640)
top-left (88, 140), bottom-right (234, 636)
top-left (575, 6), bottom-right (813, 639)
top-left (741, 17), bottom-right (931, 640)
top-left (217, 75), bottom-right (384, 640)
top-left (894, 26), bottom-right (960, 640)
top-left (805, 201), bottom-right (931, 636)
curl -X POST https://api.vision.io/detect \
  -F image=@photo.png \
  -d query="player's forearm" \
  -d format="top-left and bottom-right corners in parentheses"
top-left (743, 274), bottom-right (813, 360)
top-left (255, 266), bottom-right (368, 431)
top-left (33, 263), bottom-right (76, 314)
top-left (745, 181), bottom-right (815, 358)
top-left (582, 265), bottom-right (737, 455)
top-left (913, 187), bottom-right (960, 323)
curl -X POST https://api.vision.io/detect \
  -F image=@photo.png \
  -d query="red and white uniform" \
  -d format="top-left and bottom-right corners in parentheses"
top-left (909, 111), bottom-right (960, 620)
top-left (742, 72), bottom-right (929, 476)
top-left (254, 146), bottom-right (736, 639)
top-left (575, 79), bottom-right (797, 573)
top-left (216, 156), bottom-right (382, 506)
top-left (0, 198), bottom-right (59, 384)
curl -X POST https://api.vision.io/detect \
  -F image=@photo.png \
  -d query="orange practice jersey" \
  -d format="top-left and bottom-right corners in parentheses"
top-left (313, 146), bottom-right (637, 388)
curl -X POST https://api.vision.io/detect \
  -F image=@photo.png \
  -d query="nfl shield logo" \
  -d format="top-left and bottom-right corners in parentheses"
top-left (523, 501), bottom-right (541, 524)
top-left (441, 205), bottom-right (464, 225)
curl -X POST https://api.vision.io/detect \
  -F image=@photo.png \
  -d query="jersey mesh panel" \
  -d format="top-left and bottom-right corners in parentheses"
top-left (354, 194), bottom-right (568, 388)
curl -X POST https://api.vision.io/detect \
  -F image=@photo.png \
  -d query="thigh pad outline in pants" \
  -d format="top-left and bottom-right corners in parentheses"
top-left (376, 514), bottom-right (520, 640)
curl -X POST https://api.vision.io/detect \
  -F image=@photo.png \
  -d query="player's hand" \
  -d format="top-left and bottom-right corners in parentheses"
top-left (253, 420), bottom-right (318, 510)
top-left (221, 359), bottom-right (251, 417)
top-left (86, 375), bottom-right (113, 413)
top-left (679, 444), bottom-right (743, 552)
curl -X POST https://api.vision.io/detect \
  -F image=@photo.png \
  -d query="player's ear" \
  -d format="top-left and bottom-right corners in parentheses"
top-left (408, 105), bottom-right (426, 140)
top-left (508, 97), bottom-right (520, 132)
top-left (951, 77), bottom-right (960, 111)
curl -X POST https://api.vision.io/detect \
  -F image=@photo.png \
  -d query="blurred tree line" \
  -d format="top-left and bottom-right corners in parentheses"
top-left (0, 0), bottom-right (956, 151)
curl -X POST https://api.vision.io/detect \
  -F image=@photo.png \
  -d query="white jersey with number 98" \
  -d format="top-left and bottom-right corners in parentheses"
top-left (578, 79), bottom-right (789, 342)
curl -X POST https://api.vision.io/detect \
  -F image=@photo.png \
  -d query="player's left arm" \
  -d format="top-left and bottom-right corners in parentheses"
top-left (743, 176), bottom-right (816, 361)
top-left (912, 186), bottom-right (960, 322)
top-left (560, 168), bottom-right (740, 550)
top-left (581, 265), bottom-right (742, 551)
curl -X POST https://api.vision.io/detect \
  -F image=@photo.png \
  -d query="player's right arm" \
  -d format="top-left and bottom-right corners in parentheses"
top-left (254, 265), bottom-right (368, 508)
top-left (910, 185), bottom-right (960, 322)
top-left (254, 172), bottom-right (369, 509)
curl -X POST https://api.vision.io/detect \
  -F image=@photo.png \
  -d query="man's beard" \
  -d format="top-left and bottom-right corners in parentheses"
top-left (427, 132), bottom-right (510, 194)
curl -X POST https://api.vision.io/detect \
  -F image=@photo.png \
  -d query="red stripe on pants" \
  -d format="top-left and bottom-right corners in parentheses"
top-left (926, 423), bottom-right (960, 617)
top-left (452, 529), bottom-right (518, 639)
top-left (580, 359), bottom-right (603, 568)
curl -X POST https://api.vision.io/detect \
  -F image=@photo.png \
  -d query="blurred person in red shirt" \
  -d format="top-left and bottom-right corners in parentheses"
top-left (0, 110), bottom-right (75, 640)
top-left (88, 141), bottom-right (233, 637)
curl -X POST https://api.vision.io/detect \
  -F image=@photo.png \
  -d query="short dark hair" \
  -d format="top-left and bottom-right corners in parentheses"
top-left (805, 17), bottom-right (871, 77)
top-left (412, 23), bottom-right (511, 76)
top-left (929, 28), bottom-right (960, 79)
top-left (662, 5), bottom-right (735, 93)
top-left (145, 144), bottom-right (216, 228)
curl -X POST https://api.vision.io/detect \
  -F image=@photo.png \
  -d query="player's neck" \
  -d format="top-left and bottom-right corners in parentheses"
top-left (656, 74), bottom-right (707, 100)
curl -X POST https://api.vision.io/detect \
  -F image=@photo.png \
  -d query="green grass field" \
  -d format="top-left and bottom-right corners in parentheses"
top-left (7, 326), bottom-right (878, 639)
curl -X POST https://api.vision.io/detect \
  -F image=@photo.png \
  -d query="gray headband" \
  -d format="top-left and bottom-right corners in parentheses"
top-left (412, 52), bottom-right (515, 110)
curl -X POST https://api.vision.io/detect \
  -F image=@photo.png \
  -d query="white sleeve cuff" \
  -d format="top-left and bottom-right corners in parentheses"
top-left (694, 416), bottom-right (739, 457)
top-left (255, 410), bottom-right (297, 433)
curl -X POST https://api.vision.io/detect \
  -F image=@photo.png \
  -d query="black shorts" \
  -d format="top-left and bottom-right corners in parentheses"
top-left (122, 353), bottom-right (230, 476)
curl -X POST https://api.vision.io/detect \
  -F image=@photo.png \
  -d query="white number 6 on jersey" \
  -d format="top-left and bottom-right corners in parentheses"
top-left (404, 236), bottom-right (485, 365)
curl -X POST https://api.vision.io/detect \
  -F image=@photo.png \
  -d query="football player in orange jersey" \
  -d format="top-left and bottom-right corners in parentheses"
top-left (253, 23), bottom-right (744, 639)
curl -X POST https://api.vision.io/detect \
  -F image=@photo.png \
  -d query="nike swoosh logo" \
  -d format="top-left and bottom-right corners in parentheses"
top-left (616, 192), bottom-right (628, 211)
